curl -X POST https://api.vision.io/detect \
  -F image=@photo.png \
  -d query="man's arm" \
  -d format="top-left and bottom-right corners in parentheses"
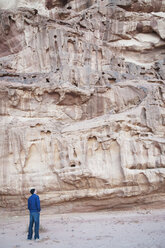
top-left (28, 198), bottom-right (30, 211)
top-left (36, 196), bottom-right (41, 212)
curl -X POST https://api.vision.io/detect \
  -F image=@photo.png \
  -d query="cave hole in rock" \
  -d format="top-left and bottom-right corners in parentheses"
top-left (46, 0), bottom-right (68, 9)
top-left (108, 78), bottom-right (116, 83)
top-left (33, 9), bottom-right (38, 15)
top-left (73, 148), bottom-right (77, 158)
top-left (141, 107), bottom-right (147, 120)
top-left (41, 130), bottom-right (51, 135)
top-left (73, 82), bottom-right (78, 87)
top-left (70, 164), bottom-right (76, 168)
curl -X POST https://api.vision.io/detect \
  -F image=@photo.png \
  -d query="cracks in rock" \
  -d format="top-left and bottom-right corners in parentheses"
top-left (128, 165), bottom-right (165, 170)
top-left (117, 0), bottom-right (164, 13)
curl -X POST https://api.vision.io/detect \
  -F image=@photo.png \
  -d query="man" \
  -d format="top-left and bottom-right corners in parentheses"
top-left (27, 188), bottom-right (41, 240)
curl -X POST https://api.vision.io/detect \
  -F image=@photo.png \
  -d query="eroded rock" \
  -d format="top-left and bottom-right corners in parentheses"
top-left (0, 0), bottom-right (165, 212)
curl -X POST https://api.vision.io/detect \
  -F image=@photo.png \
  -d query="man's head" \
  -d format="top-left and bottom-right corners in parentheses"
top-left (30, 188), bottom-right (35, 195)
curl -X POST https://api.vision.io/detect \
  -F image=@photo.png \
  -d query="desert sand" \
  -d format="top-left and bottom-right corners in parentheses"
top-left (0, 207), bottom-right (165, 248)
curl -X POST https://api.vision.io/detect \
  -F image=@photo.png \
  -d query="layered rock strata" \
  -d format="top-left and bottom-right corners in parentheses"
top-left (0, 0), bottom-right (165, 212)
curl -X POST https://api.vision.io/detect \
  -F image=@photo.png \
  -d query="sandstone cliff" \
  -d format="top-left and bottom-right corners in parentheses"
top-left (0, 0), bottom-right (165, 212)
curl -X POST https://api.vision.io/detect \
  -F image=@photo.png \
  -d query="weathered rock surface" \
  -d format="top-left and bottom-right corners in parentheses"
top-left (0, 0), bottom-right (165, 212)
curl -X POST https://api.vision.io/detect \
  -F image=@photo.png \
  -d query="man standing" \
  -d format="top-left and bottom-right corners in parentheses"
top-left (27, 188), bottom-right (41, 240)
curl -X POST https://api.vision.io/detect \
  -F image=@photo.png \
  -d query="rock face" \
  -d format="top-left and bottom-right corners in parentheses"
top-left (0, 0), bottom-right (165, 212)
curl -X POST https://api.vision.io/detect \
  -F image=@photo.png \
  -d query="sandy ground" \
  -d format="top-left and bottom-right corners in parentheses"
top-left (0, 208), bottom-right (165, 248)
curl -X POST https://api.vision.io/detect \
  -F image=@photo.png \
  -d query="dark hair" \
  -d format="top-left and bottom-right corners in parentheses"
top-left (30, 188), bottom-right (35, 194)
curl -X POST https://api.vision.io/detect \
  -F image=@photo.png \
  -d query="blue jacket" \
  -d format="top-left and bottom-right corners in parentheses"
top-left (28, 194), bottom-right (41, 213)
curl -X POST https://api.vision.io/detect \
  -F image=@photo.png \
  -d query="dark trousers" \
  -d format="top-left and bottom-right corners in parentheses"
top-left (27, 212), bottom-right (40, 240)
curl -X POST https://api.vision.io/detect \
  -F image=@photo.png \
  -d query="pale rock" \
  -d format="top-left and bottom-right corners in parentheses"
top-left (0, 0), bottom-right (165, 212)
